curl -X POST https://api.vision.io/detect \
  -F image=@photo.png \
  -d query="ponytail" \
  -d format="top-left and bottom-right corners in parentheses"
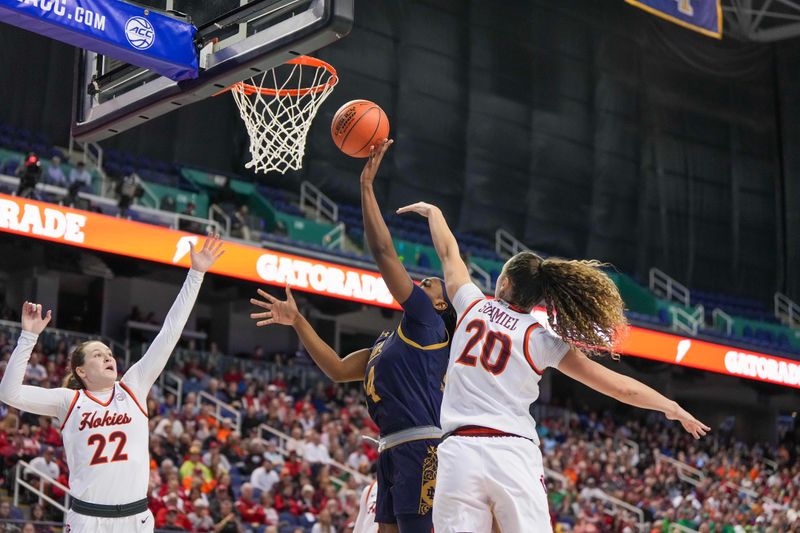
top-left (538, 258), bottom-right (627, 356)
top-left (503, 252), bottom-right (627, 356)
top-left (62, 341), bottom-right (91, 390)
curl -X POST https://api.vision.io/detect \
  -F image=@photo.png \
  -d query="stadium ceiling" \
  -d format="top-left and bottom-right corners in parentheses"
top-left (723, 0), bottom-right (800, 41)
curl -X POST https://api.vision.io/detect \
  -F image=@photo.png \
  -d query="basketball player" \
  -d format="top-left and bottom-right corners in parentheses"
top-left (352, 480), bottom-right (379, 533)
top-left (0, 235), bottom-right (225, 533)
top-left (396, 202), bottom-right (710, 533)
top-left (251, 140), bottom-right (455, 533)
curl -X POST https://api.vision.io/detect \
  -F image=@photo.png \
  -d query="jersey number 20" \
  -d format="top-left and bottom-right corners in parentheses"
top-left (87, 431), bottom-right (129, 465)
top-left (455, 320), bottom-right (512, 375)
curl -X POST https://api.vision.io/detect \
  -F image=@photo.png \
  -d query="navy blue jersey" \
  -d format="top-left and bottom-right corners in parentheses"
top-left (364, 284), bottom-right (450, 436)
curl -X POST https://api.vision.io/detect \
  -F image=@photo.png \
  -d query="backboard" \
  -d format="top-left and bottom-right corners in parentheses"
top-left (71, 0), bottom-right (353, 142)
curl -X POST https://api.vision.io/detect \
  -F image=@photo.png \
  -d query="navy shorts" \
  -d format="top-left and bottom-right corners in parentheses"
top-left (375, 438), bottom-right (439, 525)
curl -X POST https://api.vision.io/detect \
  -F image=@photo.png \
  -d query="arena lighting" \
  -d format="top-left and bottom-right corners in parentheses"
top-left (0, 194), bottom-right (797, 389)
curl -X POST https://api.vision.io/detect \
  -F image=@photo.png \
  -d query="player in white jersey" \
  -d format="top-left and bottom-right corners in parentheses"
top-left (0, 235), bottom-right (225, 533)
top-left (397, 202), bottom-right (710, 533)
top-left (352, 480), bottom-right (379, 533)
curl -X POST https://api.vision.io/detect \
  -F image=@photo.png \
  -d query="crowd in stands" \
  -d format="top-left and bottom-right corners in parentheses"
top-left (539, 412), bottom-right (799, 532)
top-left (0, 328), bottom-right (798, 532)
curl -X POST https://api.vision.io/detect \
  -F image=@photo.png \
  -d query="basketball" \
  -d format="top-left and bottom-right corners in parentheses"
top-left (331, 100), bottom-right (390, 158)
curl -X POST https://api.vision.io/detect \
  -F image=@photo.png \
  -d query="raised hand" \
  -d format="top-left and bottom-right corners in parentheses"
top-left (250, 285), bottom-right (300, 327)
top-left (360, 138), bottom-right (393, 187)
top-left (190, 233), bottom-right (225, 273)
top-left (666, 404), bottom-right (710, 439)
top-left (21, 301), bottom-right (52, 335)
top-left (396, 201), bottom-right (440, 219)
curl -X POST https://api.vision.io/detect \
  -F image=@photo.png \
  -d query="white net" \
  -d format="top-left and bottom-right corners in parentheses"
top-left (229, 57), bottom-right (337, 174)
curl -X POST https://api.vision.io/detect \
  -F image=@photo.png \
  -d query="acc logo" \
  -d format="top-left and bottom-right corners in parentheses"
top-left (125, 16), bottom-right (155, 50)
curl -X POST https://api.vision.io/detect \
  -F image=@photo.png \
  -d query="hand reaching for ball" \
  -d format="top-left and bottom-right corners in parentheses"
top-left (360, 139), bottom-right (393, 187)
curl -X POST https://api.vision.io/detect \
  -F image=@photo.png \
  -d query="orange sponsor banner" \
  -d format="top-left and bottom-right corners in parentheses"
top-left (619, 326), bottom-right (800, 389)
top-left (2, 194), bottom-right (798, 388)
top-left (0, 194), bottom-right (400, 309)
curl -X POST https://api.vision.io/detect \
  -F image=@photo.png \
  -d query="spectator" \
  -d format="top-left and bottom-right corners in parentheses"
top-left (15, 153), bottom-right (41, 199)
top-left (304, 429), bottom-right (331, 467)
top-left (24, 352), bottom-right (47, 386)
top-left (29, 504), bottom-right (53, 533)
top-left (212, 176), bottom-right (239, 215)
top-left (68, 161), bottom-right (92, 193)
top-left (178, 202), bottom-right (205, 234)
top-left (213, 499), bottom-right (243, 533)
top-left (187, 498), bottom-right (215, 532)
top-left (0, 497), bottom-right (24, 523)
top-left (311, 508), bottom-right (336, 533)
top-left (251, 458), bottom-right (280, 493)
top-left (231, 204), bottom-right (252, 240)
top-left (235, 483), bottom-right (266, 528)
top-left (25, 446), bottom-right (59, 483)
top-left (44, 156), bottom-right (66, 187)
top-left (179, 445), bottom-right (212, 482)
top-left (115, 172), bottom-right (143, 217)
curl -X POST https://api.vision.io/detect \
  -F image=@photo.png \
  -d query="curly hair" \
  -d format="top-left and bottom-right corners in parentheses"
top-left (503, 252), bottom-right (627, 356)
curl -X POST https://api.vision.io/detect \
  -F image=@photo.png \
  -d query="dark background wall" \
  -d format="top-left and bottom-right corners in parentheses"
top-left (0, 0), bottom-right (796, 302)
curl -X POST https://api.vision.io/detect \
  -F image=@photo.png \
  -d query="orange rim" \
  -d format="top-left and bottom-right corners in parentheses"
top-left (215, 56), bottom-right (337, 98)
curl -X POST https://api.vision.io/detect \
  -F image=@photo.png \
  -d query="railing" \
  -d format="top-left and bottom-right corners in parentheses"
top-left (495, 229), bottom-right (528, 259)
top-left (712, 308), bottom-right (734, 336)
top-left (468, 261), bottom-right (492, 292)
top-left (668, 305), bottom-right (704, 336)
top-left (0, 318), bottom-right (128, 368)
top-left (138, 180), bottom-right (161, 209)
top-left (174, 212), bottom-right (223, 235)
top-left (581, 488), bottom-right (646, 531)
top-left (775, 292), bottom-right (800, 328)
top-left (169, 348), bottom-right (325, 390)
top-left (258, 424), bottom-right (371, 487)
top-left (654, 450), bottom-right (704, 487)
top-left (160, 371), bottom-right (184, 409)
top-left (649, 268), bottom-right (691, 307)
top-left (300, 181), bottom-right (339, 223)
top-left (196, 391), bottom-right (242, 434)
top-left (543, 467), bottom-right (568, 487)
top-left (14, 460), bottom-right (71, 522)
top-left (323, 222), bottom-right (346, 250)
top-left (209, 204), bottom-right (232, 235)
top-left (763, 458), bottom-right (778, 473)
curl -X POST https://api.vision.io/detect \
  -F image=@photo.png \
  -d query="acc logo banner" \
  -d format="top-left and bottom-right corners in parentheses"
top-left (125, 16), bottom-right (156, 50)
top-left (625, 0), bottom-right (722, 38)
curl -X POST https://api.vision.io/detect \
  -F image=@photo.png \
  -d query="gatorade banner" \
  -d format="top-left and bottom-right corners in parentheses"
top-left (0, 0), bottom-right (198, 80)
top-left (625, 0), bottom-right (722, 38)
top-left (0, 193), bottom-right (796, 388)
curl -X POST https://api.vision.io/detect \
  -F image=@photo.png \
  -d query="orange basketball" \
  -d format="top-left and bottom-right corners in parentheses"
top-left (331, 100), bottom-right (390, 158)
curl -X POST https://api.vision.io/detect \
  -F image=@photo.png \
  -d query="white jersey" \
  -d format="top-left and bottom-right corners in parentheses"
top-left (352, 481), bottom-right (378, 533)
top-left (61, 382), bottom-right (150, 503)
top-left (441, 284), bottom-right (569, 443)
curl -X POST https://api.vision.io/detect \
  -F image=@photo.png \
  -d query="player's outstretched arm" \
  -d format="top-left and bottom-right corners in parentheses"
top-left (360, 139), bottom-right (415, 304)
top-left (396, 202), bottom-right (470, 301)
top-left (122, 235), bottom-right (225, 398)
top-left (251, 286), bottom-right (368, 383)
top-left (557, 347), bottom-right (710, 439)
top-left (0, 302), bottom-right (73, 418)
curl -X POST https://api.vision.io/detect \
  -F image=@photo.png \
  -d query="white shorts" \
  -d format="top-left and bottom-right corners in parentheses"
top-left (432, 436), bottom-right (552, 533)
top-left (65, 509), bottom-right (154, 533)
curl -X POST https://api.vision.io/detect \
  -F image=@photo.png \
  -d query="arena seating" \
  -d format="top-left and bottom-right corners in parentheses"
top-left (0, 128), bottom-right (798, 358)
top-left (0, 321), bottom-right (797, 532)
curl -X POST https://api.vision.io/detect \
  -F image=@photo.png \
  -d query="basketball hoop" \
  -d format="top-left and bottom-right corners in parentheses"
top-left (218, 56), bottom-right (338, 174)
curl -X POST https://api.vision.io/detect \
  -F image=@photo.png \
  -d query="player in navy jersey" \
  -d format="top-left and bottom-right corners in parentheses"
top-left (250, 139), bottom-right (455, 533)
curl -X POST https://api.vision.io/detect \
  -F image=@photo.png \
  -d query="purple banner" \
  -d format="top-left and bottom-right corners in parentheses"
top-left (626, 0), bottom-right (722, 38)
